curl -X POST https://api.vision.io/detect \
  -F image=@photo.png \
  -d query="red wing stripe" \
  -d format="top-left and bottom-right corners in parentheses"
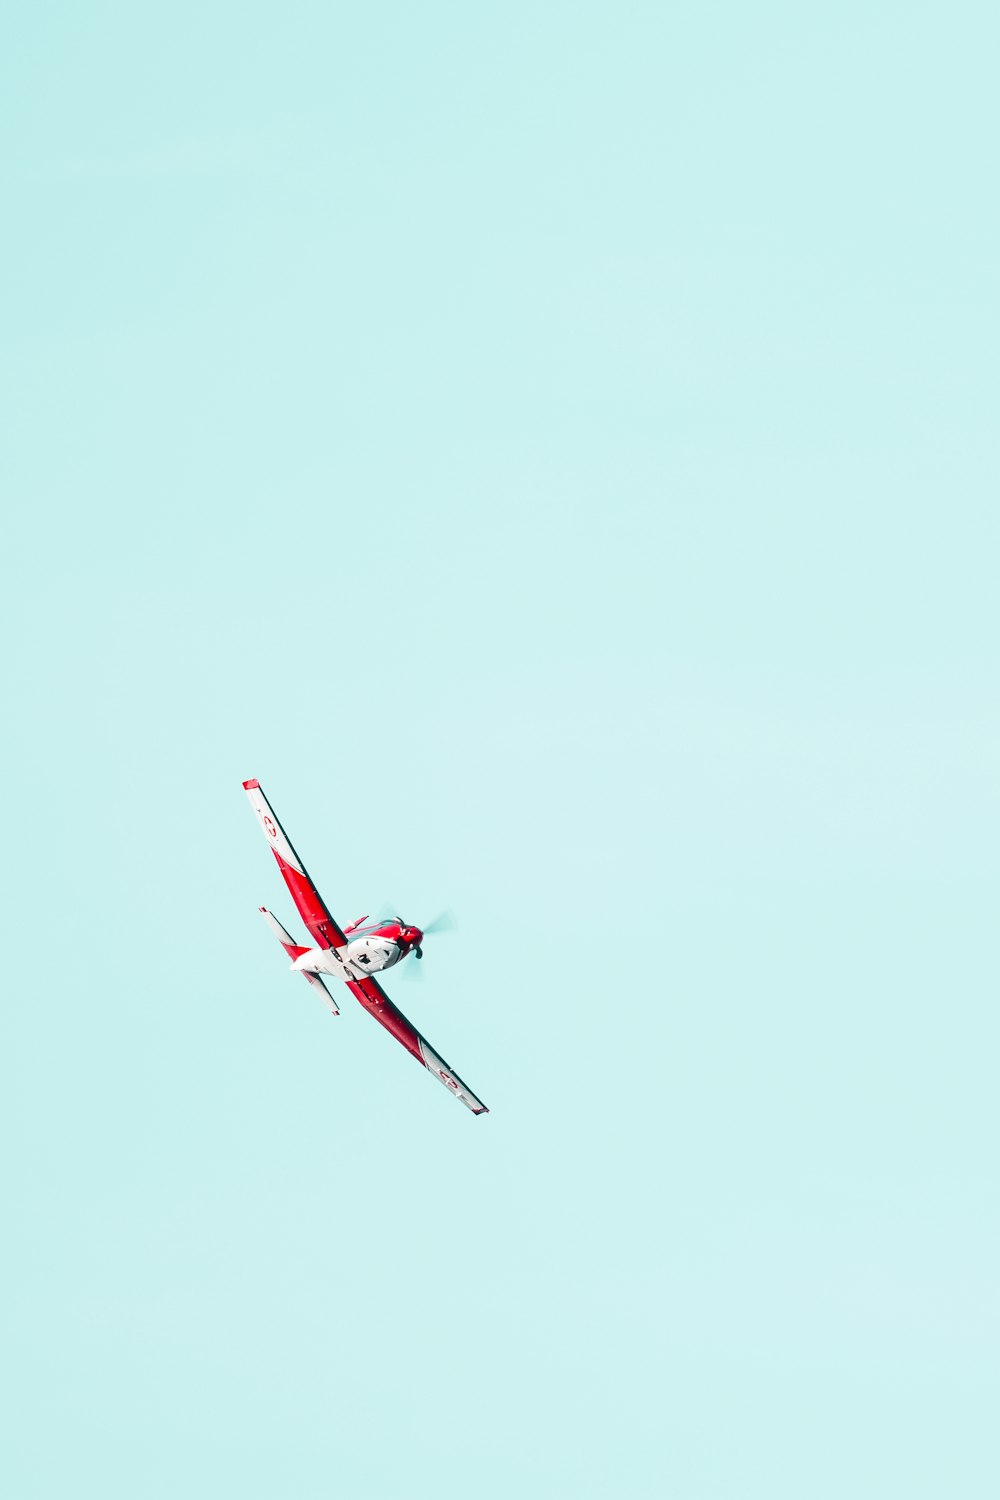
top-left (244, 781), bottom-right (347, 950)
top-left (271, 849), bottom-right (346, 951)
top-left (348, 976), bottom-right (489, 1115)
top-left (347, 977), bottom-right (425, 1063)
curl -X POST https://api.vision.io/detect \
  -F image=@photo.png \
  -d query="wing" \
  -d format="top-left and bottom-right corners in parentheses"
top-left (347, 975), bottom-right (489, 1116)
top-left (243, 780), bottom-right (347, 950)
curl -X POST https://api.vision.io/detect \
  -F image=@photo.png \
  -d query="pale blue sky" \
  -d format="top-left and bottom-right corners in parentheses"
top-left (2, 4), bottom-right (998, 1497)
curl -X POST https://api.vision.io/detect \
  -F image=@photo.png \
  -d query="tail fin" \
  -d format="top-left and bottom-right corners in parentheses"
top-left (258, 907), bottom-right (340, 1017)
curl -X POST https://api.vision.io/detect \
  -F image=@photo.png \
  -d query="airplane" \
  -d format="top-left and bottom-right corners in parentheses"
top-left (242, 779), bottom-right (489, 1116)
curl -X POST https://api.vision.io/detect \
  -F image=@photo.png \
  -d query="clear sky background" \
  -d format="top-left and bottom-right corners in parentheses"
top-left (2, 4), bottom-right (997, 1497)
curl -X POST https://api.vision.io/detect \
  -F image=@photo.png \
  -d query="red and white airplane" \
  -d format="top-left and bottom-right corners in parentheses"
top-left (243, 779), bottom-right (489, 1116)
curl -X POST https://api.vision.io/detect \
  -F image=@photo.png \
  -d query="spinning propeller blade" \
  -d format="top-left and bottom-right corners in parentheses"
top-left (376, 905), bottom-right (456, 938)
top-left (422, 908), bottom-right (457, 935)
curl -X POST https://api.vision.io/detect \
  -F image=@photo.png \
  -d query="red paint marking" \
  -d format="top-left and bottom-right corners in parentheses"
top-left (346, 978), bottom-right (425, 1062)
top-left (270, 849), bottom-right (348, 949)
top-left (263, 815), bottom-right (277, 838)
top-left (243, 778), bottom-right (260, 789)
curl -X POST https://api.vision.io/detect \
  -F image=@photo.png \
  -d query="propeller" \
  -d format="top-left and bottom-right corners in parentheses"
top-left (422, 908), bottom-right (456, 936)
top-left (375, 903), bottom-right (406, 925)
top-left (373, 906), bottom-right (457, 975)
top-left (376, 905), bottom-right (457, 939)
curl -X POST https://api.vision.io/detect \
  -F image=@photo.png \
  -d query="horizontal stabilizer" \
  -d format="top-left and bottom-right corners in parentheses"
top-left (259, 906), bottom-right (299, 954)
top-left (300, 968), bottom-right (340, 1017)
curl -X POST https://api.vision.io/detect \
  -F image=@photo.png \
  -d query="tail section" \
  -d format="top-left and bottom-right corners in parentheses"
top-left (258, 906), bottom-right (340, 1017)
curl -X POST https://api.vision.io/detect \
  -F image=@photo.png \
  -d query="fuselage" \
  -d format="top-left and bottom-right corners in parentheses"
top-left (292, 917), bottom-right (423, 982)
